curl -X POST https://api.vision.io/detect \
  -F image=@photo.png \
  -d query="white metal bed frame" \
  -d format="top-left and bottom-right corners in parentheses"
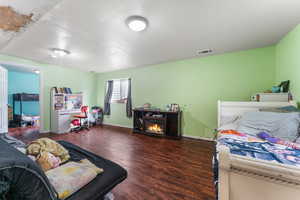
top-left (217, 101), bottom-right (300, 200)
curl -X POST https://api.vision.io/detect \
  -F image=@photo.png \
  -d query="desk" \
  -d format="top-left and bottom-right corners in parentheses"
top-left (50, 91), bottom-right (83, 134)
top-left (51, 110), bottom-right (81, 134)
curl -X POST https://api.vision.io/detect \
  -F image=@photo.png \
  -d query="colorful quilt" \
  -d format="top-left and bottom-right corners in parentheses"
top-left (218, 131), bottom-right (300, 167)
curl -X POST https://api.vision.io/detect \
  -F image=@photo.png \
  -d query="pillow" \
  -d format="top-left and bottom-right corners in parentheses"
top-left (259, 106), bottom-right (300, 113)
top-left (237, 112), bottom-right (300, 142)
top-left (220, 116), bottom-right (240, 126)
top-left (259, 108), bottom-right (291, 113)
top-left (36, 151), bottom-right (61, 171)
top-left (46, 159), bottom-right (103, 199)
top-left (218, 121), bottom-right (239, 131)
top-left (295, 136), bottom-right (300, 144)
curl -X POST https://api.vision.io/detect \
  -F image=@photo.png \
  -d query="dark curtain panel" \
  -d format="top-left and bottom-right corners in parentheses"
top-left (126, 79), bottom-right (132, 118)
top-left (104, 80), bottom-right (113, 115)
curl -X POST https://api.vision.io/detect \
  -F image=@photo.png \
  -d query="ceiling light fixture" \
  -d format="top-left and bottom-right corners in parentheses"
top-left (50, 48), bottom-right (70, 58)
top-left (34, 70), bottom-right (40, 74)
top-left (126, 16), bottom-right (148, 32)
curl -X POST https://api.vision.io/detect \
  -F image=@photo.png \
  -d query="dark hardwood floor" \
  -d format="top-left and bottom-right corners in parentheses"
top-left (10, 125), bottom-right (216, 200)
top-left (8, 126), bottom-right (40, 137)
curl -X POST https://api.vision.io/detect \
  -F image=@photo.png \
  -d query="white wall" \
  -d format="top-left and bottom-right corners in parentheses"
top-left (0, 66), bottom-right (8, 133)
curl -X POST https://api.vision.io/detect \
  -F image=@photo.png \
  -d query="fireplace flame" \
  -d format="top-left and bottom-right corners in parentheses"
top-left (148, 124), bottom-right (163, 133)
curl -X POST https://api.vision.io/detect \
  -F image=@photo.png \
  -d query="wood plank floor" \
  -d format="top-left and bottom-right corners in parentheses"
top-left (8, 126), bottom-right (39, 137)
top-left (10, 126), bottom-right (216, 200)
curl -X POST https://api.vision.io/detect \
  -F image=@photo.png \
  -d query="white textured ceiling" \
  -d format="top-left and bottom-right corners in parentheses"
top-left (0, 0), bottom-right (61, 48)
top-left (0, 0), bottom-right (300, 72)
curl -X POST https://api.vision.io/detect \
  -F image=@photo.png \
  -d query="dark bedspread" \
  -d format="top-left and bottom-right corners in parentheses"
top-left (0, 138), bottom-right (57, 200)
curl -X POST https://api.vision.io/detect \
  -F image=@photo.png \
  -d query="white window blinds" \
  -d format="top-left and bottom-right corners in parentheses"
top-left (109, 79), bottom-right (129, 103)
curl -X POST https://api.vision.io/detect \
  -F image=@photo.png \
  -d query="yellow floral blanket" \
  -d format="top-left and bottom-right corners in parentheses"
top-left (46, 159), bottom-right (104, 199)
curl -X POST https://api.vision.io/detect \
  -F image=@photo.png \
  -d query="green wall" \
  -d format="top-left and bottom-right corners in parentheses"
top-left (0, 55), bottom-right (97, 132)
top-left (97, 46), bottom-right (276, 138)
top-left (276, 24), bottom-right (300, 101)
top-left (0, 41), bottom-right (283, 138)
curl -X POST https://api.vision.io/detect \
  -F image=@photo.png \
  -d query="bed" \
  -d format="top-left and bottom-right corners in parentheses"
top-left (216, 100), bottom-right (300, 200)
top-left (12, 93), bottom-right (39, 127)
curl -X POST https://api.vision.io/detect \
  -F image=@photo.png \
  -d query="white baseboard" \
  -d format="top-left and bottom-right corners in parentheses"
top-left (103, 123), bottom-right (214, 141)
top-left (103, 123), bottom-right (133, 129)
top-left (183, 134), bottom-right (215, 142)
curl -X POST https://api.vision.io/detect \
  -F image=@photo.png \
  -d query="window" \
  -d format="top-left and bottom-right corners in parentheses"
top-left (107, 79), bottom-right (129, 103)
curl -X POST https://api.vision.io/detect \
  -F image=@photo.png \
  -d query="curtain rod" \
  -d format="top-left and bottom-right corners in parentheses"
top-left (107, 78), bottom-right (131, 81)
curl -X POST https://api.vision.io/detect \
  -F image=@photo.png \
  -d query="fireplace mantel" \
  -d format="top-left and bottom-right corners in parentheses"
top-left (132, 109), bottom-right (182, 139)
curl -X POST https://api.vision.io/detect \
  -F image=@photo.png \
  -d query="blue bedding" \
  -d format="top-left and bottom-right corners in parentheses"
top-left (218, 134), bottom-right (300, 167)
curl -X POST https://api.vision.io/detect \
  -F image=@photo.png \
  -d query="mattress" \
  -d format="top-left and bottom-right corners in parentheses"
top-left (59, 141), bottom-right (127, 200)
top-left (0, 137), bottom-right (127, 200)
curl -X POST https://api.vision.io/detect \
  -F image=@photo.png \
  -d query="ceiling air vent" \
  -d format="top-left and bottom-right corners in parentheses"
top-left (198, 49), bottom-right (213, 55)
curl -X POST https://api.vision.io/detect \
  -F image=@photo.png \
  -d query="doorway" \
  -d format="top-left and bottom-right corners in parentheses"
top-left (1, 63), bottom-right (42, 137)
top-left (0, 66), bottom-right (7, 133)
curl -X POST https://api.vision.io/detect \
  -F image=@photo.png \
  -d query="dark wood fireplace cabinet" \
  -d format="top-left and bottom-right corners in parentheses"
top-left (132, 109), bottom-right (182, 139)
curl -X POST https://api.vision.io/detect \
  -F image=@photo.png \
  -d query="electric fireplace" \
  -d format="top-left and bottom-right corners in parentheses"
top-left (132, 108), bottom-right (181, 139)
top-left (144, 117), bottom-right (166, 135)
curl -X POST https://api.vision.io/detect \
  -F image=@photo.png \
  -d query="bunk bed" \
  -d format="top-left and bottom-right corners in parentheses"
top-left (13, 93), bottom-right (39, 127)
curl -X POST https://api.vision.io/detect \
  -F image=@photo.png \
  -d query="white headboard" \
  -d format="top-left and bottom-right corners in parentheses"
top-left (218, 101), bottom-right (297, 128)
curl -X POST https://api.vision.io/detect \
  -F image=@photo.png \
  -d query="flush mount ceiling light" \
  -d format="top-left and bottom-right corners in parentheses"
top-left (126, 16), bottom-right (148, 32)
top-left (50, 48), bottom-right (70, 58)
top-left (33, 70), bottom-right (40, 74)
